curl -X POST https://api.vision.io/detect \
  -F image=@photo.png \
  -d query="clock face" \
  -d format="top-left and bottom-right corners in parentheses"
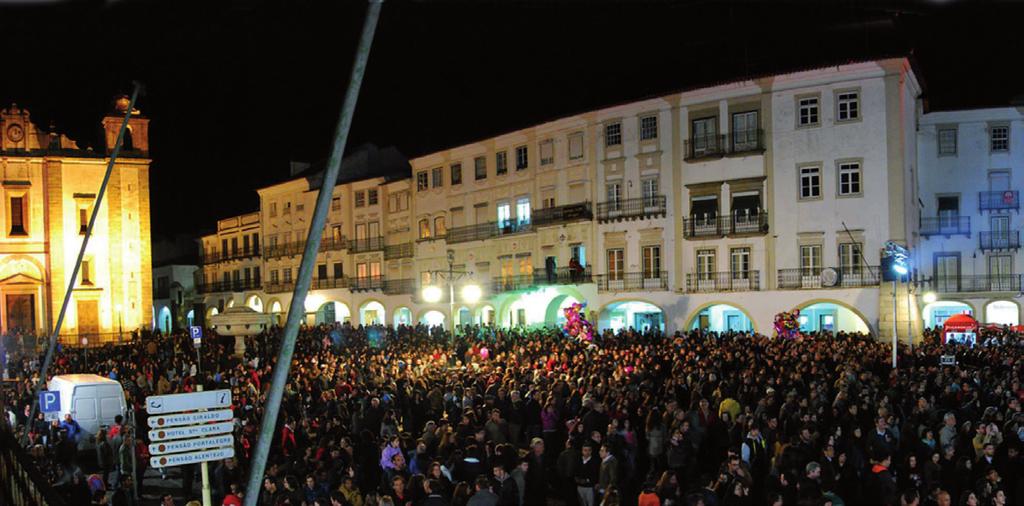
top-left (7, 124), bottom-right (24, 142)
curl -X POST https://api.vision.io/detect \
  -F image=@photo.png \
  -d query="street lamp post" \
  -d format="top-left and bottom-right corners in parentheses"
top-left (422, 249), bottom-right (480, 335)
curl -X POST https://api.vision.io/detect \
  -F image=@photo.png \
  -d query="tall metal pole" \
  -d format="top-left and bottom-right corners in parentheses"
top-left (906, 280), bottom-right (913, 351)
top-left (892, 279), bottom-right (898, 368)
top-left (25, 83), bottom-right (141, 444)
top-left (243, 3), bottom-right (381, 504)
top-left (449, 255), bottom-right (455, 334)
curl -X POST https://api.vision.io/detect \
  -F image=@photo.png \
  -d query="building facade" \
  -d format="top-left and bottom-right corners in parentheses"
top-left (196, 58), bottom-right (938, 339)
top-left (916, 107), bottom-right (1024, 328)
top-left (0, 99), bottom-right (153, 340)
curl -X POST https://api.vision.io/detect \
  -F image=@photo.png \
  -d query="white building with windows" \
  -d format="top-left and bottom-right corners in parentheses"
top-left (194, 57), bottom-right (948, 341)
top-left (916, 107), bottom-right (1024, 329)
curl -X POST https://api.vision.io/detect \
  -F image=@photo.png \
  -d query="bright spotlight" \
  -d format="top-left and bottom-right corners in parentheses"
top-left (462, 284), bottom-right (482, 304)
top-left (421, 285), bottom-right (443, 303)
top-left (923, 292), bottom-right (937, 304)
top-left (892, 264), bottom-right (908, 275)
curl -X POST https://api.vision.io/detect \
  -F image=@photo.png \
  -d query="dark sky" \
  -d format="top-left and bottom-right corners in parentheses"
top-left (1, 0), bottom-right (1021, 239)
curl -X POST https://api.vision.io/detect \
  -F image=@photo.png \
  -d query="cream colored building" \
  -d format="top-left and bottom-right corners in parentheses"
top-left (0, 99), bottom-right (152, 340)
top-left (199, 58), bottom-right (933, 340)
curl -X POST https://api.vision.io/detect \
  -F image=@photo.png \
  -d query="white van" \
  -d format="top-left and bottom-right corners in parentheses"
top-left (47, 374), bottom-right (127, 450)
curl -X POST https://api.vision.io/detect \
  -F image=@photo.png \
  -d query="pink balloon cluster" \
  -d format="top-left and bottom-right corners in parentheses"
top-left (563, 302), bottom-right (595, 342)
top-left (774, 308), bottom-right (801, 339)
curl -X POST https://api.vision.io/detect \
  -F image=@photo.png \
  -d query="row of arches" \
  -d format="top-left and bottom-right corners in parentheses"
top-left (922, 299), bottom-right (1019, 327)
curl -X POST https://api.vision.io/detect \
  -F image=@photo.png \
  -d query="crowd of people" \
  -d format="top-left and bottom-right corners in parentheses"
top-left (1, 321), bottom-right (1023, 506)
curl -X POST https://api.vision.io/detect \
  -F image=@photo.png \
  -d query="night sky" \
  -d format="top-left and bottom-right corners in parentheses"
top-left (1, 0), bottom-right (1021, 241)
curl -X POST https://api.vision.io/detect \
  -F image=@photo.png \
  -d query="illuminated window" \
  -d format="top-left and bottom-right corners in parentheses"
top-left (517, 254), bottom-right (533, 276)
top-left (516, 197), bottom-right (530, 226)
top-left (497, 202), bottom-right (511, 230)
top-left (9, 196), bottom-right (26, 236)
top-left (419, 219), bottom-right (431, 239)
top-left (640, 116), bottom-right (658, 140)
top-left (434, 216), bottom-right (447, 237)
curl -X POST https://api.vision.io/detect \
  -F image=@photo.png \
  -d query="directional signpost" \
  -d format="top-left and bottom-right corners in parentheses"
top-left (146, 388), bottom-right (233, 506)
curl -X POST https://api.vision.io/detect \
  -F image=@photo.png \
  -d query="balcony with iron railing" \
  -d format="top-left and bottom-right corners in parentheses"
top-left (924, 274), bottom-right (1022, 293)
top-left (264, 241), bottom-right (306, 259)
top-left (979, 190), bottom-right (1019, 212)
top-left (311, 277), bottom-right (349, 290)
top-left (532, 202), bottom-right (593, 227)
top-left (349, 236), bottom-right (385, 253)
top-left (384, 242), bottom-right (414, 260)
top-left (597, 196), bottom-right (667, 222)
top-left (682, 212), bottom-right (769, 239)
top-left (447, 220), bottom-right (533, 244)
top-left (384, 278), bottom-right (416, 295)
top-left (200, 248), bottom-right (261, 265)
top-left (196, 279), bottom-right (262, 294)
top-left (264, 281), bottom-right (295, 294)
top-left (491, 267), bottom-right (594, 294)
top-left (593, 271), bottom-right (669, 292)
top-left (684, 129), bottom-right (765, 161)
top-left (920, 216), bottom-right (970, 237)
top-left (319, 236), bottom-right (348, 253)
top-left (980, 231), bottom-right (1020, 251)
top-left (776, 266), bottom-right (880, 289)
top-left (350, 275), bottom-right (385, 291)
top-left (685, 271), bottom-right (761, 293)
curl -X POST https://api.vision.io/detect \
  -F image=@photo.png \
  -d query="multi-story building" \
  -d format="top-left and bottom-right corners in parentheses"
top-left (152, 263), bottom-right (198, 333)
top-left (916, 107), bottom-right (1024, 328)
top-left (196, 58), bottom-right (934, 340)
top-left (0, 98), bottom-right (153, 340)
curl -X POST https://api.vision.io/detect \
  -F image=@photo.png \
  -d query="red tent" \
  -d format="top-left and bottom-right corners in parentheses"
top-left (942, 313), bottom-right (978, 345)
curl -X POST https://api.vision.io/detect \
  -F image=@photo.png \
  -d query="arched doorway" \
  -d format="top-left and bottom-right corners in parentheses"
top-left (420, 310), bottom-right (446, 328)
top-left (157, 306), bottom-right (172, 333)
top-left (687, 303), bottom-right (750, 333)
top-left (0, 256), bottom-right (46, 335)
top-left (227, 299), bottom-right (235, 309)
top-left (315, 301), bottom-right (351, 324)
top-left (269, 301), bottom-right (283, 325)
top-left (206, 306), bottom-right (220, 321)
top-left (476, 305), bottom-right (495, 325)
top-left (359, 301), bottom-right (385, 326)
top-left (798, 302), bottom-right (870, 333)
top-left (602, 300), bottom-right (665, 333)
top-left (456, 306), bottom-right (471, 327)
top-left (246, 295), bottom-right (263, 313)
top-left (393, 307), bottom-right (412, 327)
top-left (546, 295), bottom-right (581, 328)
top-left (985, 300), bottom-right (1019, 325)
top-left (186, 309), bottom-right (195, 328)
top-left (922, 301), bottom-right (973, 329)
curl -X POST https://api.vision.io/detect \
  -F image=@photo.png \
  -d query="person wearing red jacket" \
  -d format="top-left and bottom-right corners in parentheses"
top-left (280, 419), bottom-right (297, 457)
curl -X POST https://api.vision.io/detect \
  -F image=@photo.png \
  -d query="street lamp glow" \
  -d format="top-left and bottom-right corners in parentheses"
top-left (462, 284), bottom-right (482, 304)
top-left (923, 292), bottom-right (937, 304)
top-left (422, 285), bottom-right (443, 303)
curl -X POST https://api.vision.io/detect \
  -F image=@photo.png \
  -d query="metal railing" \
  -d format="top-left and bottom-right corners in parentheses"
top-left (532, 202), bottom-right (593, 227)
top-left (200, 248), bottom-right (261, 265)
top-left (597, 196), bottom-right (667, 222)
top-left (684, 129), bottom-right (764, 160)
top-left (0, 430), bottom-right (67, 506)
top-left (384, 242), bottom-right (414, 260)
top-left (384, 278), bottom-right (416, 295)
top-left (980, 231), bottom-right (1020, 251)
top-left (683, 212), bottom-right (768, 238)
top-left (350, 275), bottom-right (385, 291)
top-left (594, 271), bottom-right (669, 292)
top-left (264, 241), bottom-right (306, 259)
top-left (447, 221), bottom-right (533, 244)
top-left (920, 216), bottom-right (970, 237)
top-left (264, 281), bottom-right (296, 294)
top-left (925, 274), bottom-right (1022, 293)
top-left (979, 190), bottom-right (1019, 212)
top-left (318, 236), bottom-right (348, 253)
top-left (55, 332), bottom-right (131, 347)
top-left (776, 266), bottom-right (881, 289)
top-left (311, 277), bottom-right (349, 290)
top-left (489, 267), bottom-right (594, 294)
top-left (685, 271), bottom-right (761, 292)
top-left (196, 279), bottom-right (262, 294)
top-left (349, 236), bottom-right (385, 253)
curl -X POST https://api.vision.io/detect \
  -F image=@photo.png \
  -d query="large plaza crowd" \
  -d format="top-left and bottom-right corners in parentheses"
top-left (1, 320), bottom-right (1023, 506)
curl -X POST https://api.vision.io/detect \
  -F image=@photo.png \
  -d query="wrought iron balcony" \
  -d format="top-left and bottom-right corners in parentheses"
top-left (349, 236), bottom-right (385, 253)
top-left (980, 231), bottom-right (1020, 251)
top-left (264, 281), bottom-right (295, 294)
top-left (318, 236), bottom-right (348, 253)
top-left (384, 278), bottom-right (416, 295)
top-left (920, 216), bottom-right (970, 237)
top-left (776, 266), bottom-right (880, 289)
top-left (447, 221), bottom-right (533, 244)
top-left (264, 241), bottom-right (306, 259)
top-left (490, 267), bottom-right (594, 294)
top-left (384, 242), bottom-right (414, 260)
top-left (196, 279), bottom-right (262, 294)
top-left (594, 271), bottom-right (669, 292)
top-left (684, 129), bottom-right (765, 161)
top-left (350, 275), bottom-right (385, 291)
top-left (597, 196), bottom-right (667, 222)
top-left (200, 248), bottom-right (261, 265)
top-left (925, 274), bottom-right (1022, 293)
top-left (683, 212), bottom-right (768, 238)
top-left (685, 271), bottom-right (760, 293)
top-left (532, 202), bottom-right (593, 227)
top-left (979, 190), bottom-right (1019, 212)
top-left (311, 277), bottom-right (349, 290)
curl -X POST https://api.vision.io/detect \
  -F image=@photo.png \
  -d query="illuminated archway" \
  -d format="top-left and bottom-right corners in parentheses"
top-left (226, 299), bottom-right (235, 309)
top-left (456, 306), bottom-right (471, 327)
top-left (157, 306), bottom-right (172, 333)
top-left (420, 310), bottom-right (446, 328)
top-left (984, 300), bottom-right (1019, 326)
top-left (797, 301), bottom-right (870, 334)
top-left (922, 300), bottom-right (974, 329)
top-left (206, 306), bottom-right (219, 321)
top-left (393, 307), bottom-right (413, 327)
top-left (268, 300), bottom-right (284, 326)
top-left (359, 300), bottom-right (385, 326)
top-left (546, 295), bottom-right (581, 328)
top-left (601, 300), bottom-right (665, 333)
top-left (314, 301), bottom-right (351, 324)
top-left (497, 286), bottom-right (587, 327)
top-left (686, 303), bottom-right (751, 333)
top-left (246, 294), bottom-right (264, 313)
top-left (475, 304), bottom-right (495, 325)
top-left (186, 309), bottom-right (195, 328)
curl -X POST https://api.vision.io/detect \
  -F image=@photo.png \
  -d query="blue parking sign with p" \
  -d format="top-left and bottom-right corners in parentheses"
top-left (39, 391), bottom-right (60, 413)
top-left (190, 326), bottom-right (202, 339)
